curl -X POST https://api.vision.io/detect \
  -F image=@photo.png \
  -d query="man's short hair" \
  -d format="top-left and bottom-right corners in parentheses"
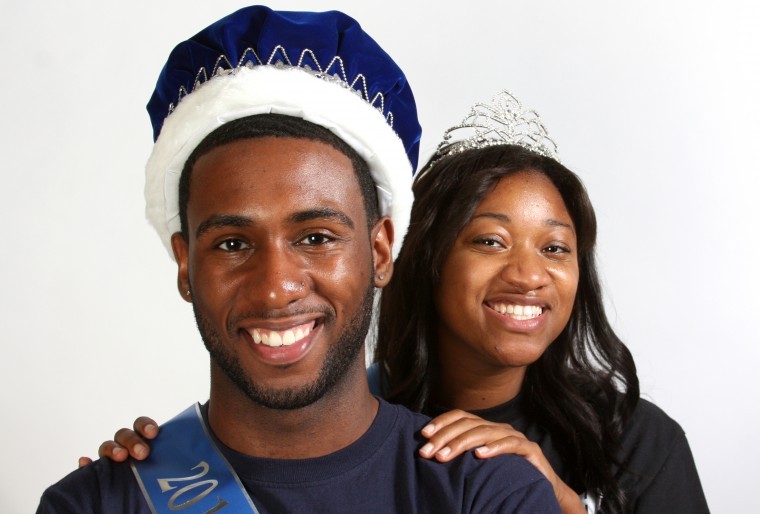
top-left (178, 114), bottom-right (379, 241)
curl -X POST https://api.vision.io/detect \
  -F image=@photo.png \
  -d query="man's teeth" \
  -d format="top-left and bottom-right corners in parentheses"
top-left (250, 323), bottom-right (312, 347)
top-left (491, 303), bottom-right (543, 320)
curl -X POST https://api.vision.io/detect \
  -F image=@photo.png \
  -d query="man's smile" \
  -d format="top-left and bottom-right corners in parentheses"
top-left (249, 320), bottom-right (317, 347)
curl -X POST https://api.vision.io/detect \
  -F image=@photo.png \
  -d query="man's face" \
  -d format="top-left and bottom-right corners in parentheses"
top-left (171, 136), bottom-right (392, 409)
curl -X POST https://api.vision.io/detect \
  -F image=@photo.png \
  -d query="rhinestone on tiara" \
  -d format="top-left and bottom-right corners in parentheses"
top-left (426, 90), bottom-right (559, 173)
top-left (167, 46), bottom-right (395, 128)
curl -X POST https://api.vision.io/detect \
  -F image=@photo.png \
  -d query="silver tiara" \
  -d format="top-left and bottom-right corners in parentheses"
top-left (168, 45), bottom-right (395, 127)
top-left (426, 90), bottom-right (559, 171)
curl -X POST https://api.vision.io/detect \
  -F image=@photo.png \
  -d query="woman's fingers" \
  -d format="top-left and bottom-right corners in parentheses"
top-left (476, 437), bottom-right (546, 471)
top-left (92, 415), bottom-right (160, 465)
top-left (95, 416), bottom-right (159, 463)
top-left (110, 427), bottom-right (150, 460)
top-left (421, 409), bottom-right (478, 437)
top-left (97, 439), bottom-right (130, 461)
top-left (419, 411), bottom-right (521, 462)
top-left (133, 416), bottom-right (159, 439)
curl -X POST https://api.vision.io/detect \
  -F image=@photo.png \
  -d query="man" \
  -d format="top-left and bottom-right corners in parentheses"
top-left (37, 6), bottom-right (560, 513)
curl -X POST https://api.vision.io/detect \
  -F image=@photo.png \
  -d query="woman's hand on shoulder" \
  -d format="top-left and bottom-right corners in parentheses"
top-left (78, 416), bottom-right (159, 468)
top-left (419, 409), bottom-right (585, 514)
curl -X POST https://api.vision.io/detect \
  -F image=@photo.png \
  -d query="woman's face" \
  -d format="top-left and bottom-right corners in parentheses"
top-left (435, 171), bottom-right (579, 381)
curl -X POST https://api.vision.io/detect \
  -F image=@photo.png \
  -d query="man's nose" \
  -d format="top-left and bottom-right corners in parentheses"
top-left (243, 243), bottom-right (309, 308)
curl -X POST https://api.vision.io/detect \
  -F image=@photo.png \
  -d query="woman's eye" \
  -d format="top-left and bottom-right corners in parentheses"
top-left (299, 233), bottom-right (332, 245)
top-left (217, 239), bottom-right (249, 252)
top-left (544, 245), bottom-right (569, 255)
top-left (475, 237), bottom-right (504, 248)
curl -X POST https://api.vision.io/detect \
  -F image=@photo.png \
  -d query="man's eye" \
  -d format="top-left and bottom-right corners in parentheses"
top-left (299, 234), bottom-right (332, 245)
top-left (217, 239), bottom-right (249, 252)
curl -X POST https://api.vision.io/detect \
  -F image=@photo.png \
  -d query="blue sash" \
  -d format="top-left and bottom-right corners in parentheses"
top-left (130, 403), bottom-right (259, 514)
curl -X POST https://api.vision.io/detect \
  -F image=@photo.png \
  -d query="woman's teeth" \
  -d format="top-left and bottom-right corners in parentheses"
top-left (490, 303), bottom-right (543, 320)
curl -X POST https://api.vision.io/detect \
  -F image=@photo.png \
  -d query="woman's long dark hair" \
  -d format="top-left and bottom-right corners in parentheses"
top-left (375, 145), bottom-right (639, 514)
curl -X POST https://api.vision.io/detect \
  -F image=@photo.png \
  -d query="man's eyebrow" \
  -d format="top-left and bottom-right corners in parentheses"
top-left (196, 214), bottom-right (253, 239)
top-left (290, 208), bottom-right (355, 229)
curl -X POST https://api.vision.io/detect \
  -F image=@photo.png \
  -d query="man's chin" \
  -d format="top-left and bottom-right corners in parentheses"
top-left (242, 381), bottom-right (331, 410)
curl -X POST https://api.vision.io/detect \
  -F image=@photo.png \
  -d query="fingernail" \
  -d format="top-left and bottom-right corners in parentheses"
top-left (437, 446), bottom-right (451, 458)
top-left (420, 443), bottom-right (434, 456)
top-left (146, 424), bottom-right (158, 436)
top-left (135, 444), bottom-right (148, 458)
top-left (421, 424), bottom-right (435, 436)
top-left (475, 446), bottom-right (491, 456)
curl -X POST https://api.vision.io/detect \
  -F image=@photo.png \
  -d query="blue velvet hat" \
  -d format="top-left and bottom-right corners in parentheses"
top-left (145, 5), bottom-right (421, 259)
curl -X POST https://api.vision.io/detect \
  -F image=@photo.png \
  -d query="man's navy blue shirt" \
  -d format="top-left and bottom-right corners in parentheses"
top-left (38, 399), bottom-right (560, 513)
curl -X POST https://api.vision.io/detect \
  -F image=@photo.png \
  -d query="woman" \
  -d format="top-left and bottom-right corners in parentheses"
top-left (93, 92), bottom-right (709, 514)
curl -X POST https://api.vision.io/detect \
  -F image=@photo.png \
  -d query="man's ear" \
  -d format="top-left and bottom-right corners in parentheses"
top-left (371, 216), bottom-right (394, 288)
top-left (171, 232), bottom-right (192, 302)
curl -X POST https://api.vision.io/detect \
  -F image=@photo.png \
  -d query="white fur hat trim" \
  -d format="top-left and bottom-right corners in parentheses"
top-left (145, 65), bottom-right (413, 260)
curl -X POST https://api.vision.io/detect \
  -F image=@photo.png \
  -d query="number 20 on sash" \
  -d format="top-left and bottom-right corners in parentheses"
top-left (156, 461), bottom-right (229, 512)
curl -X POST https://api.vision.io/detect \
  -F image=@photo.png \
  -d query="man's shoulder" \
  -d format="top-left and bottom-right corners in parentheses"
top-left (37, 459), bottom-right (149, 514)
top-left (381, 397), bottom-right (553, 478)
top-left (379, 399), bottom-right (560, 512)
top-left (379, 396), bottom-right (431, 429)
top-left (384, 397), bottom-right (552, 475)
top-left (422, 443), bottom-right (559, 512)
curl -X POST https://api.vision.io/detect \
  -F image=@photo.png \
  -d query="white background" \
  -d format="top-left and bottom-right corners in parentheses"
top-left (2, 1), bottom-right (757, 512)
